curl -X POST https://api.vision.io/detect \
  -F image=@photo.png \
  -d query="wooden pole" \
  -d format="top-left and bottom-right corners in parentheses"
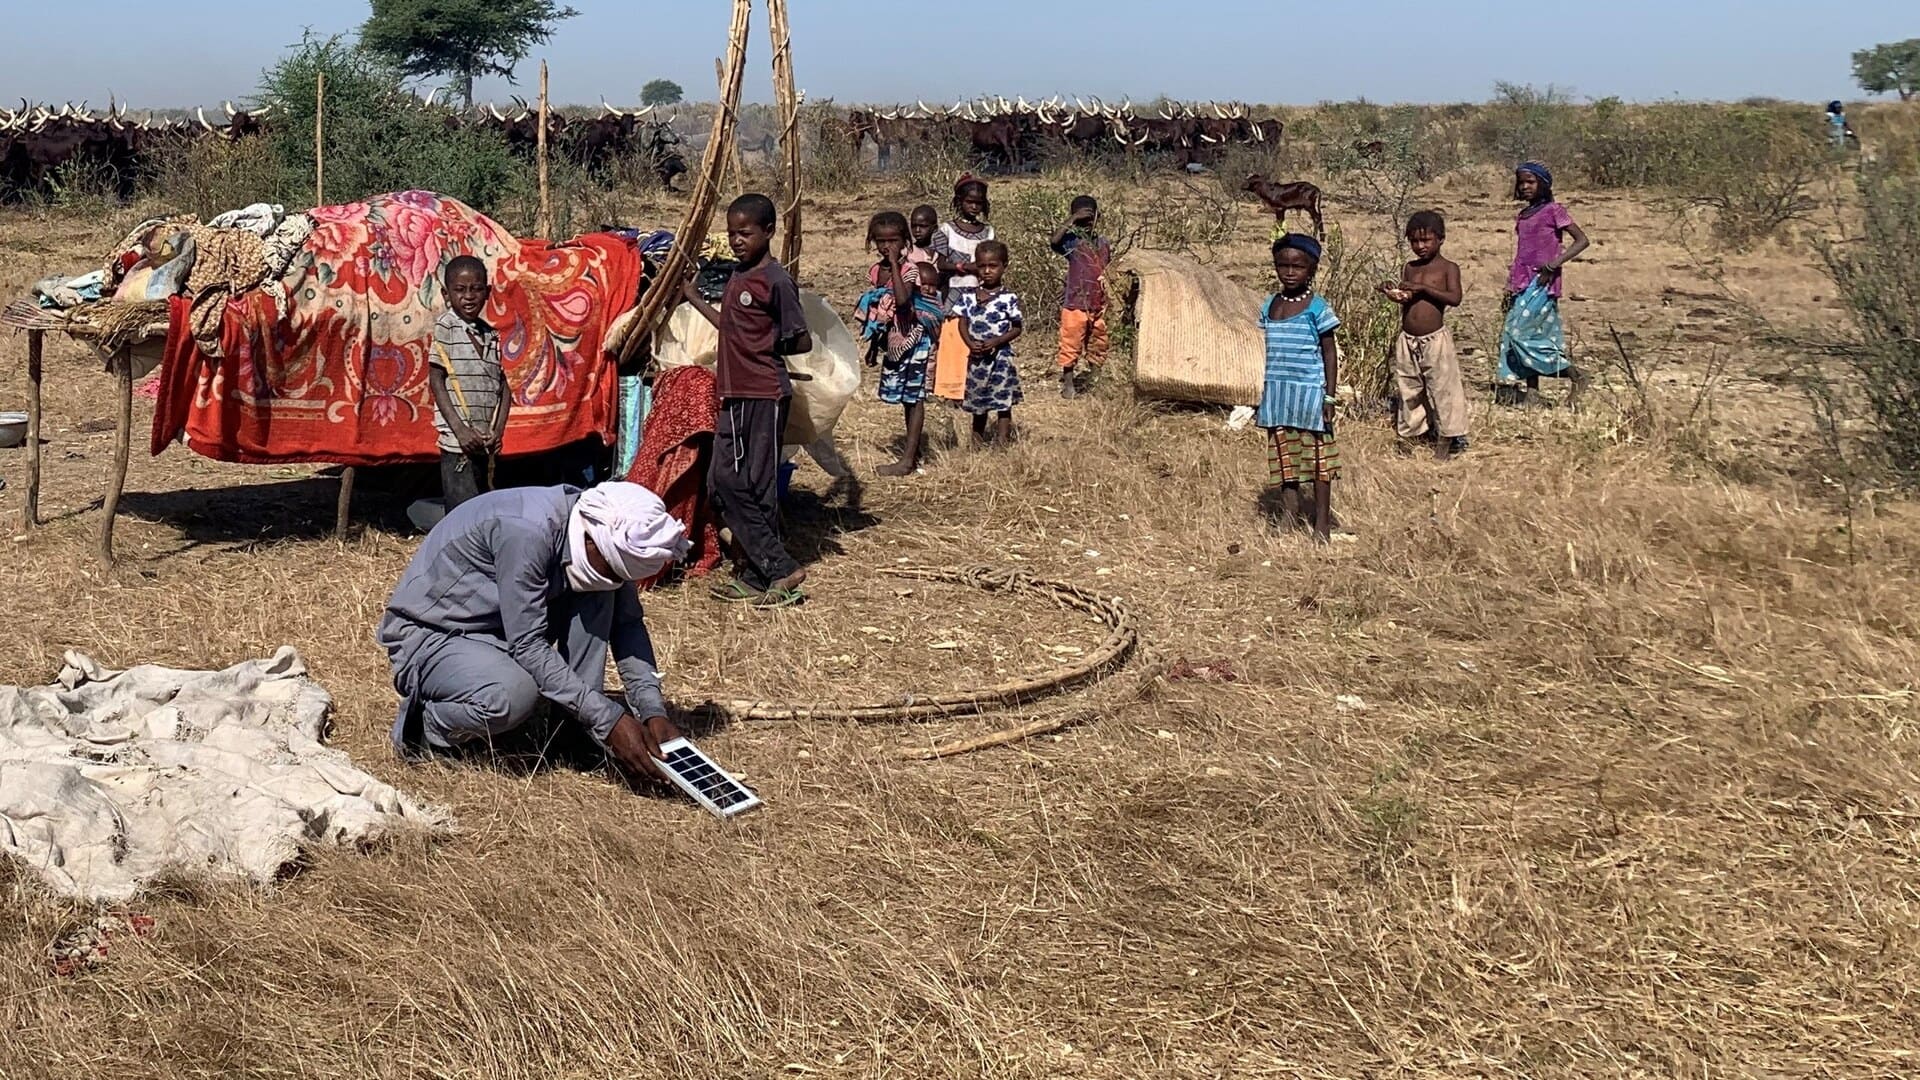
top-left (316, 70), bottom-right (355, 541)
top-left (22, 330), bottom-right (41, 532)
top-left (608, 0), bottom-right (750, 367)
top-left (715, 57), bottom-right (745, 192)
top-left (99, 351), bottom-right (131, 565)
top-left (335, 464), bottom-right (355, 541)
top-left (314, 71), bottom-right (325, 205)
top-left (769, 0), bottom-right (802, 274)
top-left (536, 60), bottom-right (552, 239)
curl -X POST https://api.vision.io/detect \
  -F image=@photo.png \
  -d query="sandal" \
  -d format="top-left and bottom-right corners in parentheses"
top-left (708, 578), bottom-right (764, 603)
top-left (753, 585), bottom-right (806, 609)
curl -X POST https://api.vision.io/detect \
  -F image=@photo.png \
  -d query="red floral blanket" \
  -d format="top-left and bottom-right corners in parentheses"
top-left (625, 364), bottom-right (723, 586)
top-left (153, 191), bottom-right (642, 466)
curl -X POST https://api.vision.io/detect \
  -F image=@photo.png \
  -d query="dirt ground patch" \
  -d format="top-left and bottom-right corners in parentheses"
top-left (2, 172), bottom-right (1917, 1078)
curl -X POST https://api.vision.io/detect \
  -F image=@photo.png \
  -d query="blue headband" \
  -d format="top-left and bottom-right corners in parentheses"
top-left (1275, 233), bottom-right (1322, 262)
top-left (1517, 161), bottom-right (1553, 187)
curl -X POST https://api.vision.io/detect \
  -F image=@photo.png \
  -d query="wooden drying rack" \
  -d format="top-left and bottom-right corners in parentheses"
top-left (2, 297), bottom-right (168, 564)
top-left (3, 297), bottom-right (366, 564)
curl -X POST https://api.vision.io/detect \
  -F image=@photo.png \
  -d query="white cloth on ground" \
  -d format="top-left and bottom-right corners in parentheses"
top-left (0, 646), bottom-right (450, 902)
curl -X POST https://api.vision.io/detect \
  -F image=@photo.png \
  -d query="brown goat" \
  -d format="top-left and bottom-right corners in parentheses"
top-left (1243, 175), bottom-right (1324, 240)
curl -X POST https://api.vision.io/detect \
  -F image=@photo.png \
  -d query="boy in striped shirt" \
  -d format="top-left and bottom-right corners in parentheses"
top-left (430, 256), bottom-right (510, 509)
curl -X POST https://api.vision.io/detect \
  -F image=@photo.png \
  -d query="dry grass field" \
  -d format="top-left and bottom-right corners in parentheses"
top-left (2, 162), bottom-right (1919, 1078)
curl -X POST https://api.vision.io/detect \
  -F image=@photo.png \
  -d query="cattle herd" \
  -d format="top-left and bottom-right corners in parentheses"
top-left (2, 92), bottom-right (1289, 203)
top-left (848, 96), bottom-right (1283, 171)
top-left (0, 100), bottom-right (269, 198)
top-left (0, 95), bottom-right (689, 200)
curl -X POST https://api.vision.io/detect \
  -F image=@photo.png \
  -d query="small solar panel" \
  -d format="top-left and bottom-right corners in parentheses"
top-left (656, 738), bottom-right (763, 819)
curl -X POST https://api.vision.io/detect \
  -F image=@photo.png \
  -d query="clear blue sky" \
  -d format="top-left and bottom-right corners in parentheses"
top-left (4, 1), bottom-right (1913, 109)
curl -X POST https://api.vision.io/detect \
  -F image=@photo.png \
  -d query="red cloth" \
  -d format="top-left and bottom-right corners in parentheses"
top-left (152, 191), bottom-right (643, 466)
top-left (626, 365), bottom-right (722, 586)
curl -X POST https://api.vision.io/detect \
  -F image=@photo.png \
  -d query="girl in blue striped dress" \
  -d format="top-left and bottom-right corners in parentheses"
top-left (1257, 233), bottom-right (1341, 542)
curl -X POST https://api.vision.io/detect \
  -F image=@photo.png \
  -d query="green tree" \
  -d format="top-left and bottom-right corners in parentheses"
top-left (260, 34), bottom-right (522, 210)
top-left (640, 79), bottom-right (684, 107)
top-left (361, 0), bottom-right (578, 110)
top-left (1852, 39), bottom-right (1920, 101)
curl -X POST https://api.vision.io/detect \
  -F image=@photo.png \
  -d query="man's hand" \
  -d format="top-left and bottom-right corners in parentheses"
top-left (606, 712), bottom-right (682, 782)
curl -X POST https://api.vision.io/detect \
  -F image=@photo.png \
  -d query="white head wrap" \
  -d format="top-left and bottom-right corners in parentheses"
top-left (565, 482), bottom-right (691, 592)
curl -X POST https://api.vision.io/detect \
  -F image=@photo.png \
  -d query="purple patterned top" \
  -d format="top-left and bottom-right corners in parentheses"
top-left (1509, 201), bottom-right (1574, 297)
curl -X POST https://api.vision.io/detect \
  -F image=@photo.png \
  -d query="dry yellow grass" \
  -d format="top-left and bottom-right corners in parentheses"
top-left (1, 168), bottom-right (1918, 1078)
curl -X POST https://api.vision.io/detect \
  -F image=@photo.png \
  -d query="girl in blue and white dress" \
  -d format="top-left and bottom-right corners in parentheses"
top-left (952, 240), bottom-right (1023, 447)
top-left (1257, 233), bottom-right (1340, 543)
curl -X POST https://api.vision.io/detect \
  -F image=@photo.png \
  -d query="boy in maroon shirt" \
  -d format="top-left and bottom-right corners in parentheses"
top-left (681, 194), bottom-right (814, 606)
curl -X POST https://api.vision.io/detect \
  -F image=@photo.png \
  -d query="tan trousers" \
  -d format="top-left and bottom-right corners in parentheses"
top-left (1392, 326), bottom-right (1469, 439)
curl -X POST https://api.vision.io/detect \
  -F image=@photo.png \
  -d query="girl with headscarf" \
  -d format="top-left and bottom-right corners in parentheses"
top-left (928, 175), bottom-right (995, 405)
top-left (377, 482), bottom-right (690, 780)
top-left (1257, 233), bottom-right (1341, 543)
top-left (1499, 161), bottom-right (1592, 407)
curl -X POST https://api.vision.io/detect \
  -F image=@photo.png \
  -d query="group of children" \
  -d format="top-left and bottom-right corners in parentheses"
top-left (1257, 160), bottom-right (1590, 541)
top-left (853, 175), bottom-right (1114, 475)
top-left (420, 161), bottom-right (1589, 601)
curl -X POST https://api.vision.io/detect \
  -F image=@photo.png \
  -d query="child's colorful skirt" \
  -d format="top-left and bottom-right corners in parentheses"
top-left (964, 350), bottom-right (1023, 414)
top-left (1497, 281), bottom-right (1569, 382)
top-left (1266, 425), bottom-right (1340, 484)
top-left (879, 351), bottom-right (929, 405)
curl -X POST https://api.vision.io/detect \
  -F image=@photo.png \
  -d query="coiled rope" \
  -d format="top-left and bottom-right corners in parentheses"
top-left (696, 565), bottom-right (1138, 725)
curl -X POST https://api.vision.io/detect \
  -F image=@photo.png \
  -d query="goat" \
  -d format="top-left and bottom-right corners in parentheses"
top-left (1243, 175), bottom-right (1324, 240)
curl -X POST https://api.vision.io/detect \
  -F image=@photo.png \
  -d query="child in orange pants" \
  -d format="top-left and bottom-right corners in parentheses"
top-left (1049, 194), bottom-right (1113, 398)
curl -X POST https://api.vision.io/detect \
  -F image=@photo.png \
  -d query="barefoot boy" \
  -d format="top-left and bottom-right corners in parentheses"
top-left (681, 193), bottom-right (813, 607)
top-left (1380, 210), bottom-right (1468, 460)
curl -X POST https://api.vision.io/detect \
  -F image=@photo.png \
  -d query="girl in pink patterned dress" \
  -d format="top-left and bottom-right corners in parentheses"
top-left (1500, 161), bottom-right (1592, 407)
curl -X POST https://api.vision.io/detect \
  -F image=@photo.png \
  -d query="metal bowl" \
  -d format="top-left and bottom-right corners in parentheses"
top-left (0, 412), bottom-right (26, 450)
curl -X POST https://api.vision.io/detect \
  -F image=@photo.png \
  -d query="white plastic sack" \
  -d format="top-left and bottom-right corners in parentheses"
top-left (654, 292), bottom-right (859, 447)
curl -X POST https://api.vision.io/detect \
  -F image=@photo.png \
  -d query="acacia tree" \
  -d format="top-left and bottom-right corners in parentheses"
top-left (1852, 39), bottom-right (1920, 101)
top-left (641, 79), bottom-right (684, 107)
top-left (361, 0), bottom-right (578, 110)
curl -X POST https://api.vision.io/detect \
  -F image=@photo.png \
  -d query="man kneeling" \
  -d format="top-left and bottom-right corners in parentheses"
top-left (378, 482), bottom-right (689, 780)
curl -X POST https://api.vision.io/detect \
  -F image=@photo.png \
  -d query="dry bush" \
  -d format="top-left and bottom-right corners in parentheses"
top-left (144, 136), bottom-right (292, 220)
top-left (896, 128), bottom-right (974, 205)
top-left (800, 100), bottom-right (863, 195)
top-left (1854, 100), bottom-right (1920, 175)
top-left (1316, 224), bottom-right (1401, 405)
top-left (1470, 82), bottom-right (1582, 170)
top-left (1594, 322), bottom-right (1730, 461)
top-left (1813, 163), bottom-right (1920, 485)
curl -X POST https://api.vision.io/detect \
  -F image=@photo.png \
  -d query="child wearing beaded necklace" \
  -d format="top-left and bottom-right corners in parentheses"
top-left (1256, 233), bottom-right (1340, 542)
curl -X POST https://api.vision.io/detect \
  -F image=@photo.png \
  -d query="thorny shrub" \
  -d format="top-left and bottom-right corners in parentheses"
top-left (1815, 164), bottom-right (1920, 486)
